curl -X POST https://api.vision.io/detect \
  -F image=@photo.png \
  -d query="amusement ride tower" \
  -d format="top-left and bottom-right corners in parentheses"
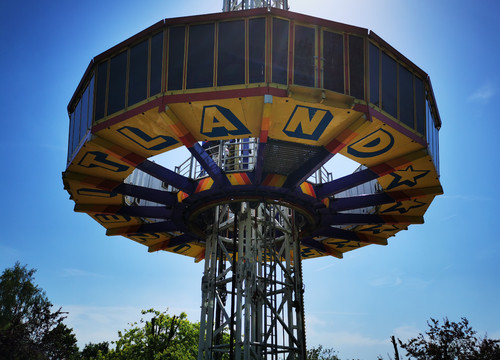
top-left (63, 0), bottom-right (442, 359)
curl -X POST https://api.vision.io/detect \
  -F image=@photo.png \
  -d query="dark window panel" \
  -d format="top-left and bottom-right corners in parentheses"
top-left (294, 25), bottom-right (315, 87)
top-left (80, 85), bottom-right (89, 140)
top-left (75, 100), bottom-right (83, 149)
top-left (218, 20), bottom-right (245, 86)
top-left (187, 23), bottom-right (215, 89)
top-left (150, 31), bottom-right (163, 95)
top-left (369, 43), bottom-right (380, 106)
top-left (399, 65), bottom-right (414, 129)
top-left (128, 40), bottom-right (148, 106)
top-left (168, 26), bottom-right (185, 91)
top-left (323, 31), bottom-right (343, 93)
top-left (87, 75), bottom-right (95, 128)
top-left (249, 18), bottom-right (266, 83)
top-left (95, 61), bottom-right (108, 120)
top-left (272, 18), bottom-right (289, 85)
top-left (68, 111), bottom-right (75, 159)
top-left (349, 35), bottom-right (364, 99)
top-left (72, 106), bottom-right (80, 154)
top-left (108, 51), bottom-right (127, 115)
top-left (381, 52), bottom-right (397, 118)
top-left (415, 76), bottom-right (425, 135)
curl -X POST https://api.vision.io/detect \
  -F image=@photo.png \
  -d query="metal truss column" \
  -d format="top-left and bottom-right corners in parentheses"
top-left (198, 202), bottom-right (306, 360)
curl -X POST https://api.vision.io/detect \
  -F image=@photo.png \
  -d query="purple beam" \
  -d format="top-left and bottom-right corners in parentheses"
top-left (114, 183), bottom-right (177, 206)
top-left (115, 206), bottom-right (173, 219)
top-left (188, 142), bottom-right (230, 186)
top-left (315, 168), bottom-right (379, 198)
top-left (331, 192), bottom-right (397, 212)
top-left (136, 160), bottom-right (196, 194)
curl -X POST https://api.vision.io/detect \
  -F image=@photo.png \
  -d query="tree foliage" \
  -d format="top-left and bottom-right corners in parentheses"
top-left (80, 341), bottom-right (110, 359)
top-left (101, 309), bottom-right (199, 360)
top-left (0, 262), bottom-right (79, 359)
top-left (306, 344), bottom-right (341, 360)
top-left (398, 317), bottom-right (500, 360)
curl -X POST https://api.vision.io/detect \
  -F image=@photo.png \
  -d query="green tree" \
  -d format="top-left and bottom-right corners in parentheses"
top-left (306, 344), bottom-right (340, 360)
top-left (80, 341), bottom-right (109, 359)
top-left (103, 309), bottom-right (199, 360)
top-left (398, 317), bottom-right (500, 360)
top-left (0, 262), bottom-right (79, 359)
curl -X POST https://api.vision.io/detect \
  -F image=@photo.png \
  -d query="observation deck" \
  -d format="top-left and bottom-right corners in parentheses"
top-left (63, 7), bottom-right (442, 261)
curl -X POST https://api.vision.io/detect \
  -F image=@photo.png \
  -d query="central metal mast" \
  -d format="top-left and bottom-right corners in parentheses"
top-left (198, 200), bottom-right (306, 360)
top-left (222, 0), bottom-right (289, 12)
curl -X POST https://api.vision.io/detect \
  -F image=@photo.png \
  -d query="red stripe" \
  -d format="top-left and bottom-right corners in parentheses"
top-left (325, 138), bottom-right (345, 154)
top-left (96, 180), bottom-right (121, 191)
top-left (260, 130), bottom-right (269, 143)
top-left (122, 153), bottom-right (146, 166)
top-left (92, 97), bottom-right (163, 133)
top-left (179, 132), bottom-right (197, 148)
top-left (370, 162), bottom-right (395, 176)
top-left (240, 172), bottom-right (251, 185)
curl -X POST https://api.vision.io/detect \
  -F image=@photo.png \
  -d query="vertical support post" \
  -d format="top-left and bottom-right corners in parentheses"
top-left (198, 203), bottom-right (305, 360)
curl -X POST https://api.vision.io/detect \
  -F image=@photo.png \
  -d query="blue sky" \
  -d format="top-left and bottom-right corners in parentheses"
top-left (0, 0), bottom-right (499, 359)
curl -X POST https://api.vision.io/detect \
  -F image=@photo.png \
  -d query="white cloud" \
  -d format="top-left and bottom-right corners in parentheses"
top-left (62, 305), bottom-right (142, 347)
top-left (468, 83), bottom-right (495, 103)
top-left (369, 275), bottom-right (402, 287)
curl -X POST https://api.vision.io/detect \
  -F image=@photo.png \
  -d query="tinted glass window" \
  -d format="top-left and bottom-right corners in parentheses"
top-left (168, 26), bottom-right (185, 91)
top-left (369, 43), bottom-right (380, 106)
top-left (323, 31), bottom-right (343, 93)
top-left (68, 112), bottom-right (75, 159)
top-left (349, 35), bottom-right (364, 99)
top-left (80, 86), bottom-right (89, 140)
top-left (128, 40), bottom-right (148, 106)
top-left (381, 52), bottom-right (397, 118)
top-left (75, 100), bottom-right (83, 147)
top-left (87, 76), bottom-right (94, 128)
top-left (249, 18), bottom-right (266, 83)
top-left (415, 76), bottom-right (425, 135)
top-left (150, 32), bottom-right (163, 95)
top-left (218, 20), bottom-right (245, 86)
top-left (187, 23), bottom-right (215, 89)
top-left (399, 66), bottom-right (414, 129)
top-left (294, 25), bottom-right (315, 87)
top-left (272, 18), bottom-right (289, 84)
top-left (95, 61), bottom-right (108, 119)
top-left (108, 51), bottom-right (127, 114)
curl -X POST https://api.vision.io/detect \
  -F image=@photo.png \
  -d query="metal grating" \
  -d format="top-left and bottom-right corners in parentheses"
top-left (263, 139), bottom-right (324, 176)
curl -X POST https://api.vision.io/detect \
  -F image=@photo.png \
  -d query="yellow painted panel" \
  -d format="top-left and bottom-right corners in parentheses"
top-left (163, 241), bottom-right (205, 259)
top-left (377, 156), bottom-right (440, 191)
top-left (64, 179), bottom-right (124, 205)
top-left (169, 97), bottom-right (263, 141)
top-left (125, 232), bottom-right (172, 247)
top-left (89, 213), bottom-right (142, 229)
top-left (267, 97), bottom-right (362, 147)
top-left (323, 238), bottom-right (370, 254)
top-left (377, 195), bottom-right (435, 216)
top-left (96, 108), bottom-right (183, 159)
top-left (67, 141), bottom-right (134, 181)
top-left (339, 116), bottom-right (424, 167)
